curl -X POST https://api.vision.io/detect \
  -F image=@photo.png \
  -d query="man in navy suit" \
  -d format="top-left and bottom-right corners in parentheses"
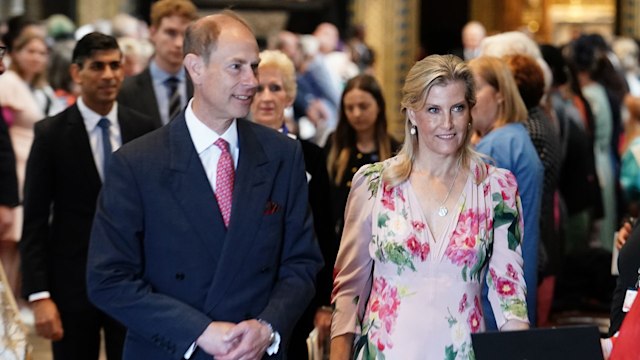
top-left (20, 33), bottom-right (156, 359)
top-left (87, 11), bottom-right (323, 360)
top-left (118, 0), bottom-right (197, 127)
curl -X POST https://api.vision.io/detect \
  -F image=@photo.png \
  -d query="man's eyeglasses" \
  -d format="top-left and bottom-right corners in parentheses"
top-left (0, 46), bottom-right (6, 58)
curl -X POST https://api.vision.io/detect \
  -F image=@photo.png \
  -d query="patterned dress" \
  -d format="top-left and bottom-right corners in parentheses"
top-left (331, 159), bottom-right (529, 360)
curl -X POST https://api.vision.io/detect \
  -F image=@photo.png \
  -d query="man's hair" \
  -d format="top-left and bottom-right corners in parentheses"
top-left (150, 0), bottom-right (198, 28)
top-left (183, 10), bottom-right (254, 64)
top-left (72, 32), bottom-right (121, 65)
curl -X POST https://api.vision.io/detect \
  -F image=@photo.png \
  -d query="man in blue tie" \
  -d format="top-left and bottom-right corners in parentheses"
top-left (87, 11), bottom-right (323, 360)
top-left (19, 32), bottom-right (156, 360)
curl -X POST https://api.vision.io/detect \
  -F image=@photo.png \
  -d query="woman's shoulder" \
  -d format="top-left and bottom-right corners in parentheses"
top-left (477, 161), bottom-right (517, 187)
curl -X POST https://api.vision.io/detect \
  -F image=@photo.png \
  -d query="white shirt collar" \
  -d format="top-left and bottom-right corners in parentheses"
top-left (184, 99), bottom-right (238, 155)
top-left (77, 97), bottom-right (118, 129)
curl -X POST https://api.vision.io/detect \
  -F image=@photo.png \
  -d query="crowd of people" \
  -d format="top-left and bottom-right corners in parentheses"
top-left (0, 0), bottom-right (639, 359)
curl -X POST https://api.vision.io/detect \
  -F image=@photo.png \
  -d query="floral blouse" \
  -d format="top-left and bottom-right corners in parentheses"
top-left (331, 159), bottom-right (529, 360)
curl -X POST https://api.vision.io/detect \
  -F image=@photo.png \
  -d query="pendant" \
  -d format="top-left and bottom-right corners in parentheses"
top-left (437, 206), bottom-right (448, 217)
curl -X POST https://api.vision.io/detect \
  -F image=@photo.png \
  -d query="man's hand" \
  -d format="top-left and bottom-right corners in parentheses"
top-left (215, 319), bottom-right (272, 360)
top-left (196, 321), bottom-right (238, 358)
top-left (31, 298), bottom-right (63, 341)
top-left (0, 205), bottom-right (14, 238)
top-left (314, 307), bottom-right (332, 348)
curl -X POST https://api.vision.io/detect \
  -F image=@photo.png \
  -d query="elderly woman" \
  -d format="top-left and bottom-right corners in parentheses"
top-left (330, 54), bottom-right (529, 359)
top-left (469, 55), bottom-right (544, 330)
top-left (250, 49), bottom-right (337, 360)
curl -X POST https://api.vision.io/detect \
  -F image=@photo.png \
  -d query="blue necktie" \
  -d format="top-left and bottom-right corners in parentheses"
top-left (97, 118), bottom-right (112, 175)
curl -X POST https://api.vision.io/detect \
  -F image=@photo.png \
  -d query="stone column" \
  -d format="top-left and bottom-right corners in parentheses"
top-left (351, 0), bottom-right (420, 140)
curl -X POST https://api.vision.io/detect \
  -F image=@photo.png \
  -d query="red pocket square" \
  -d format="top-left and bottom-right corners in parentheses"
top-left (264, 201), bottom-right (280, 215)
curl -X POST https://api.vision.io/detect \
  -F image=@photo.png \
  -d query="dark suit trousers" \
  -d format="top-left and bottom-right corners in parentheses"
top-left (52, 306), bottom-right (126, 360)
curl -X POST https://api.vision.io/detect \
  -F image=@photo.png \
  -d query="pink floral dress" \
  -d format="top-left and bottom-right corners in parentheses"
top-left (331, 159), bottom-right (529, 360)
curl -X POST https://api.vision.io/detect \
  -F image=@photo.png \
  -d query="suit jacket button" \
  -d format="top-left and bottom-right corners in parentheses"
top-left (175, 273), bottom-right (185, 280)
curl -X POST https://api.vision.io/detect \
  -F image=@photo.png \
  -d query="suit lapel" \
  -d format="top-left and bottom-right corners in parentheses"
top-left (117, 106), bottom-right (144, 143)
top-left (67, 105), bottom-right (102, 188)
top-left (167, 115), bottom-right (225, 262)
top-left (205, 119), bottom-right (277, 311)
top-left (139, 69), bottom-right (162, 127)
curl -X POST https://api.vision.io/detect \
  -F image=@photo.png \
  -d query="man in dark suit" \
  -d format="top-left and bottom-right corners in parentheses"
top-left (0, 40), bottom-right (20, 291)
top-left (87, 11), bottom-right (323, 360)
top-left (19, 32), bottom-right (156, 360)
top-left (117, 0), bottom-right (197, 128)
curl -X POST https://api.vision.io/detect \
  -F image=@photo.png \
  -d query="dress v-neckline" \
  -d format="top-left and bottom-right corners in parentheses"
top-left (406, 173), bottom-right (470, 261)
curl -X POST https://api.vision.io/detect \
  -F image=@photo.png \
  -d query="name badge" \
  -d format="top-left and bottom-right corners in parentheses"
top-left (623, 288), bottom-right (637, 313)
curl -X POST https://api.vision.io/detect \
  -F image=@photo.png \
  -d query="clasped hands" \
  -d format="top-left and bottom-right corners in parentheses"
top-left (197, 319), bottom-right (272, 360)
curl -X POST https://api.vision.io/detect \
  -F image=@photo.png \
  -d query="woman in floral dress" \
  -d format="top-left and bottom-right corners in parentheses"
top-left (330, 55), bottom-right (530, 360)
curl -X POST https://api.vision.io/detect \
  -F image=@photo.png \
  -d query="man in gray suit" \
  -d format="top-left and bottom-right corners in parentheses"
top-left (118, 0), bottom-right (197, 127)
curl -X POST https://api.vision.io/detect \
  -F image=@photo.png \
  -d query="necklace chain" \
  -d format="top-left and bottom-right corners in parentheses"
top-left (437, 161), bottom-right (461, 217)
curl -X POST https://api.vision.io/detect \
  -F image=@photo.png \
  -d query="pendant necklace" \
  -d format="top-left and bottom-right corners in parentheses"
top-left (437, 161), bottom-right (461, 217)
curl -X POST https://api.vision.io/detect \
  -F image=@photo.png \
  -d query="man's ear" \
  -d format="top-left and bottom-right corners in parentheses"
top-left (69, 63), bottom-right (82, 85)
top-left (184, 54), bottom-right (203, 85)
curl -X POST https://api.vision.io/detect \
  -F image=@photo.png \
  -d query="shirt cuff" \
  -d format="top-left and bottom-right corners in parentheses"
top-left (266, 331), bottom-right (281, 355)
top-left (184, 342), bottom-right (197, 359)
top-left (28, 291), bottom-right (51, 302)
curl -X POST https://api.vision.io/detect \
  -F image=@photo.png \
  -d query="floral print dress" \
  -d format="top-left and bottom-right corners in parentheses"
top-left (331, 159), bottom-right (529, 360)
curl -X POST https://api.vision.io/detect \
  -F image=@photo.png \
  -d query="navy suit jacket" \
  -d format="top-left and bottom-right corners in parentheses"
top-left (118, 67), bottom-right (193, 128)
top-left (87, 115), bottom-right (323, 359)
top-left (20, 103), bottom-right (155, 311)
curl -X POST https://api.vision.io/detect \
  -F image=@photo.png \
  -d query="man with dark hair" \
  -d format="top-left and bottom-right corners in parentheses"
top-left (118, 0), bottom-right (198, 127)
top-left (19, 32), bottom-right (155, 360)
top-left (87, 12), bottom-right (322, 360)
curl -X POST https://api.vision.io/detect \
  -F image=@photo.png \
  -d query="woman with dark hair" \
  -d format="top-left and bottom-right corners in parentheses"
top-left (326, 74), bottom-right (400, 238)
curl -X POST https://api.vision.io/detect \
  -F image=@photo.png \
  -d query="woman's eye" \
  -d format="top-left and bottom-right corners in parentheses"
top-left (452, 104), bottom-right (465, 112)
top-left (427, 107), bottom-right (439, 114)
top-left (269, 85), bottom-right (282, 92)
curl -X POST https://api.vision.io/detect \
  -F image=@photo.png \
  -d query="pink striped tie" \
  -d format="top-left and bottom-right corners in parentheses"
top-left (214, 138), bottom-right (234, 227)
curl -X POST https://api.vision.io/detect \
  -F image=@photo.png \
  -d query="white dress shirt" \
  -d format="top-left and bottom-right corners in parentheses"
top-left (77, 97), bottom-right (122, 180)
top-left (185, 99), bottom-right (239, 192)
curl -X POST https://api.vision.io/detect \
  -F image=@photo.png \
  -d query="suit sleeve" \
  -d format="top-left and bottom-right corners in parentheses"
top-left (20, 121), bottom-right (55, 297)
top-left (87, 150), bottom-right (211, 359)
top-left (257, 140), bottom-right (324, 339)
top-left (0, 113), bottom-right (18, 206)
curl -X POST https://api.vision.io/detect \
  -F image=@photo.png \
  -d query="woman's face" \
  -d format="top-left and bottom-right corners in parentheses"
top-left (409, 80), bottom-right (470, 158)
top-left (13, 38), bottom-right (48, 78)
top-left (343, 88), bottom-right (379, 134)
top-left (471, 73), bottom-right (502, 136)
top-left (251, 66), bottom-right (291, 130)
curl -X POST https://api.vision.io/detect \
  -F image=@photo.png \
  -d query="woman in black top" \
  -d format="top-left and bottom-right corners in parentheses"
top-left (326, 74), bottom-right (400, 239)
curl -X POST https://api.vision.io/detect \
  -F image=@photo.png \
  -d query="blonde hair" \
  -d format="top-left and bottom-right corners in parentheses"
top-left (9, 32), bottom-right (48, 88)
top-left (383, 54), bottom-right (485, 186)
top-left (258, 50), bottom-right (297, 101)
top-left (468, 56), bottom-right (528, 129)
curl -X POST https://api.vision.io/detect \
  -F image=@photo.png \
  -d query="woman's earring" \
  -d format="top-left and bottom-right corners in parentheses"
top-left (468, 122), bottom-right (472, 129)
top-left (410, 125), bottom-right (417, 135)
